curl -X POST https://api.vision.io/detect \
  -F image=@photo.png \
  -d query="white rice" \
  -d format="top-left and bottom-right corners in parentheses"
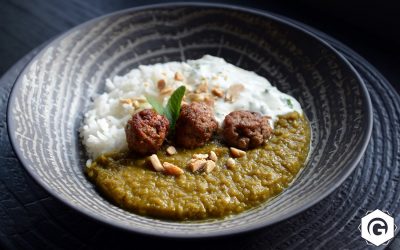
top-left (80, 55), bottom-right (302, 160)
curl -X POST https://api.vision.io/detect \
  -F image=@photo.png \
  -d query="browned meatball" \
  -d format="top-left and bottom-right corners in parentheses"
top-left (222, 111), bottom-right (272, 150)
top-left (125, 109), bottom-right (169, 155)
top-left (175, 102), bottom-right (218, 148)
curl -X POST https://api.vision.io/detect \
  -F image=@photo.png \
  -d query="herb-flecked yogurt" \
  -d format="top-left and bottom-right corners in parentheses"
top-left (187, 55), bottom-right (302, 125)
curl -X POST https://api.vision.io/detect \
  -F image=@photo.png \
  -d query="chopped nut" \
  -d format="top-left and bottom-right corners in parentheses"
top-left (149, 154), bottom-right (164, 172)
top-left (211, 87), bottom-right (224, 98)
top-left (226, 158), bottom-right (236, 169)
top-left (160, 87), bottom-right (173, 95)
top-left (208, 151), bottom-right (218, 162)
top-left (225, 84), bottom-right (245, 102)
top-left (135, 96), bottom-right (147, 103)
top-left (166, 146), bottom-right (177, 155)
top-left (195, 81), bottom-right (208, 93)
top-left (163, 162), bottom-right (184, 176)
top-left (120, 98), bottom-right (133, 105)
top-left (230, 147), bottom-right (246, 158)
top-left (174, 72), bottom-right (184, 81)
top-left (132, 100), bottom-right (140, 109)
top-left (205, 160), bottom-right (216, 173)
top-left (204, 96), bottom-right (215, 107)
top-left (193, 153), bottom-right (209, 159)
top-left (120, 98), bottom-right (141, 109)
top-left (225, 93), bottom-right (232, 102)
top-left (187, 93), bottom-right (205, 102)
top-left (187, 159), bottom-right (207, 172)
top-left (157, 79), bottom-right (166, 90)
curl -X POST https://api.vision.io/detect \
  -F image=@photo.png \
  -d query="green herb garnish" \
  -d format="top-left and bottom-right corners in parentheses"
top-left (286, 98), bottom-right (293, 108)
top-left (146, 86), bottom-right (186, 131)
top-left (146, 95), bottom-right (165, 114)
top-left (165, 86), bottom-right (186, 129)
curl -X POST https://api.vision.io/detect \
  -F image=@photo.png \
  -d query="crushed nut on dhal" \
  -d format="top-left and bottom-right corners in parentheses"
top-left (230, 147), bottom-right (246, 158)
top-left (226, 158), bottom-right (236, 169)
top-left (205, 160), bottom-right (216, 173)
top-left (208, 151), bottom-right (218, 162)
top-left (193, 153), bottom-right (209, 159)
top-left (166, 146), bottom-right (177, 155)
top-left (187, 158), bottom-right (207, 172)
top-left (163, 162), bottom-right (184, 176)
top-left (149, 154), bottom-right (164, 172)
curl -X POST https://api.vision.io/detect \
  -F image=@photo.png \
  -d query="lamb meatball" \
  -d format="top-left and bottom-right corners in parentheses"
top-left (222, 110), bottom-right (272, 150)
top-left (175, 102), bottom-right (218, 148)
top-left (125, 109), bottom-right (169, 155)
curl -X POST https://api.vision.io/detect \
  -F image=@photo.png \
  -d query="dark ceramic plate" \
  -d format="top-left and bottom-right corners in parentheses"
top-left (7, 3), bottom-right (372, 237)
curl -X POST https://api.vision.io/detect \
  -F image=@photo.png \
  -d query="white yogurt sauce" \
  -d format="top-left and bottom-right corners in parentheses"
top-left (185, 55), bottom-right (302, 126)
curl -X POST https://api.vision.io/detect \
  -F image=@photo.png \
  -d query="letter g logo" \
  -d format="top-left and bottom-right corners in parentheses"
top-left (367, 218), bottom-right (388, 236)
top-left (359, 209), bottom-right (396, 246)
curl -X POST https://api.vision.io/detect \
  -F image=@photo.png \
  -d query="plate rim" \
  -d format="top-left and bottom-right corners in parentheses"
top-left (6, 2), bottom-right (373, 238)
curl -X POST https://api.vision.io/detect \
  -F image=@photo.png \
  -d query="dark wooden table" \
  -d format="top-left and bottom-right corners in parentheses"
top-left (1, 1), bottom-right (399, 249)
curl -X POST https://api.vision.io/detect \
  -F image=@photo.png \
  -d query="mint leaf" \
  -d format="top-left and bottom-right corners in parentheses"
top-left (145, 86), bottom-right (186, 132)
top-left (165, 86), bottom-right (186, 130)
top-left (145, 95), bottom-right (165, 115)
